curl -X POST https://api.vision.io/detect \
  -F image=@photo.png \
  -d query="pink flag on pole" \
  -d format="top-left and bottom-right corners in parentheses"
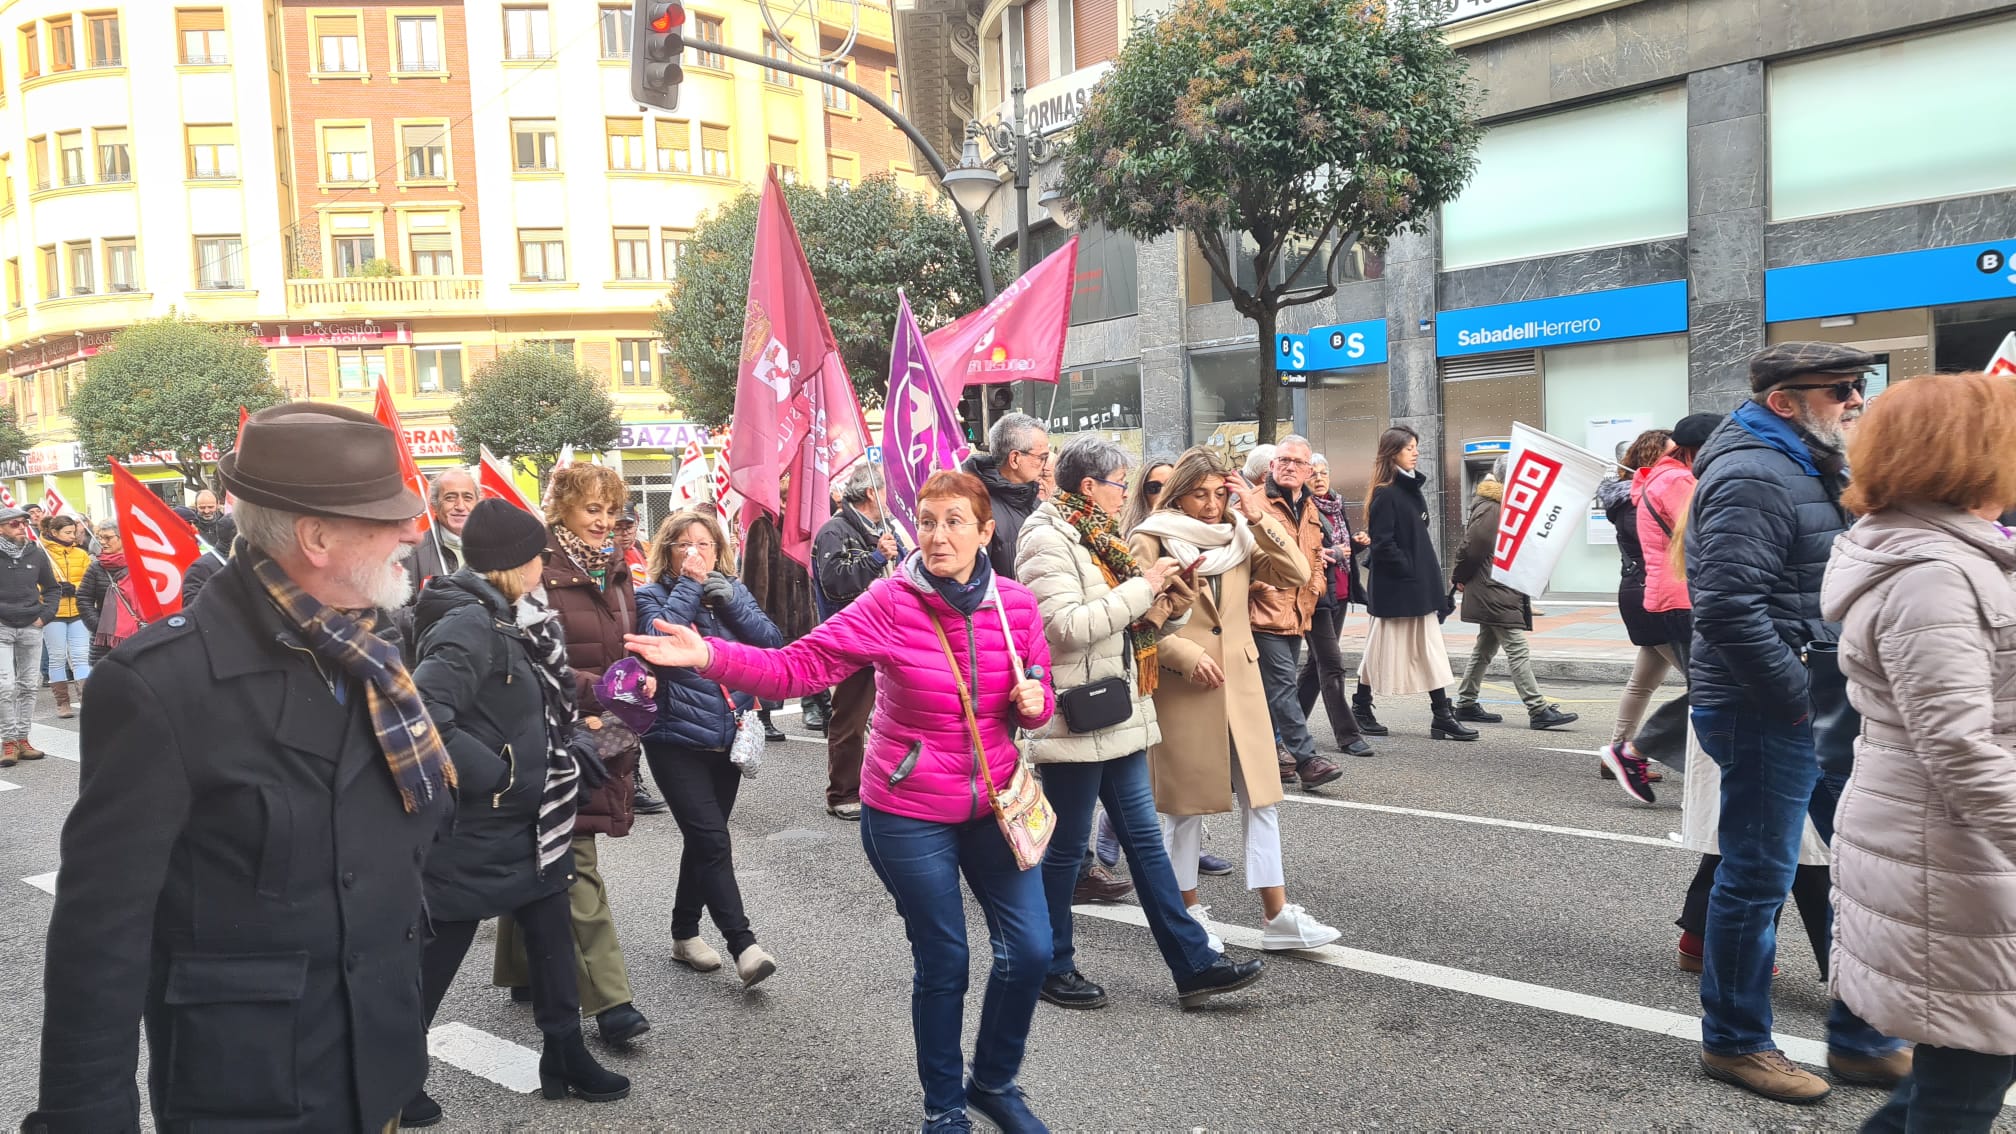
top-left (779, 347), bottom-right (869, 568)
top-left (924, 237), bottom-right (1079, 388)
top-left (882, 292), bottom-right (969, 545)
top-left (477, 445), bottom-right (535, 512)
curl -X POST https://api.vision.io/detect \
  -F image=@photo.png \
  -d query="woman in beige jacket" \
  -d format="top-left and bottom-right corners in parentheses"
top-left (1822, 371), bottom-right (2016, 1133)
top-left (1131, 446), bottom-right (1341, 952)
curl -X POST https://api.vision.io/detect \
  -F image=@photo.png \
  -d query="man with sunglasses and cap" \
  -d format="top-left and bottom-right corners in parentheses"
top-left (1685, 342), bottom-right (1909, 1104)
top-left (28, 403), bottom-right (452, 1134)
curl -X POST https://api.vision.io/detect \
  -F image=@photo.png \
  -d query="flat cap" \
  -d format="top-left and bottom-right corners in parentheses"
top-left (1750, 341), bottom-right (1877, 393)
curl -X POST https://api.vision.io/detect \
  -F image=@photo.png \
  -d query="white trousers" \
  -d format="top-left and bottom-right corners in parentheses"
top-left (1161, 772), bottom-right (1284, 892)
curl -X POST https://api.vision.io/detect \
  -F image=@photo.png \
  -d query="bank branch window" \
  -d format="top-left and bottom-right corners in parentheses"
top-left (1440, 87), bottom-right (1686, 270)
top-left (1769, 19), bottom-right (2016, 222)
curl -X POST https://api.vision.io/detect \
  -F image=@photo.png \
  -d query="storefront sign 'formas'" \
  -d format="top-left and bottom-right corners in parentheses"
top-left (1435, 281), bottom-right (1689, 358)
top-left (987, 62), bottom-right (1114, 139)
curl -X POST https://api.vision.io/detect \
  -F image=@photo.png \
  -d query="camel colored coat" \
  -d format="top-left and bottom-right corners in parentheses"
top-left (1132, 513), bottom-right (1309, 816)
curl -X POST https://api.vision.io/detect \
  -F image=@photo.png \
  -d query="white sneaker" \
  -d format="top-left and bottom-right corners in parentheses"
top-left (1260, 903), bottom-right (1341, 951)
top-left (1186, 903), bottom-right (1224, 953)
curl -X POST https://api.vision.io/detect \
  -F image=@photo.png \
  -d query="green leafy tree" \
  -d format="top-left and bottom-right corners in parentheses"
top-left (0, 405), bottom-right (30, 468)
top-left (658, 173), bottom-right (1008, 428)
top-left (1061, 0), bottom-right (1481, 437)
top-left (451, 347), bottom-right (623, 480)
top-left (71, 317), bottom-right (286, 492)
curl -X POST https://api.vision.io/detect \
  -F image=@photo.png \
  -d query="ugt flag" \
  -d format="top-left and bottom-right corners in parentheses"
top-left (882, 292), bottom-right (969, 545)
top-left (1489, 422), bottom-right (1611, 598)
top-left (107, 460), bottom-right (202, 621)
top-left (925, 237), bottom-right (1078, 388)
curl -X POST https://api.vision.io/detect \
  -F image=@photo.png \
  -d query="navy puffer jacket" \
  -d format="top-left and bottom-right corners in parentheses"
top-left (635, 571), bottom-right (783, 749)
top-left (1684, 401), bottom-right (1850, 719)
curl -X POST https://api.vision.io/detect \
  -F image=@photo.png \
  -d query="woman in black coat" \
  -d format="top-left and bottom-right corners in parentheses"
top-left (1354, 425), bottom-right (1476, 741)
top-left (408, 500), bottom-right (628, 1126)
top-left (635, 508), bottom-right (783, 988)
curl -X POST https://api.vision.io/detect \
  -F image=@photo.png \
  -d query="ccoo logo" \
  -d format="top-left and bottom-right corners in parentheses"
top-left (1492, 451), bottom-right (1564, 572)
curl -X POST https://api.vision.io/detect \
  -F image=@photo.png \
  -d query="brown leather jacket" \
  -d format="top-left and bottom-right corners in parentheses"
top-left (540, 527), bottom-right (638, 839)
top-left (1249, 481), bottom-right (1327, 635)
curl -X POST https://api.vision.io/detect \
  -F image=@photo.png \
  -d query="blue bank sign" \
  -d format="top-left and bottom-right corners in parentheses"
top-left (1765, 237), bottom-right (2016, 323)
top-left (1276, 318), bottom-right (1388, 376)
top-left (1434, 280), bottom-right (1689, 358)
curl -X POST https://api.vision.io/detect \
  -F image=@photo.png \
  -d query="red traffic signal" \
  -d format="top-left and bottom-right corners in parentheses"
top-left (630, 0), bottom-right (685, 112)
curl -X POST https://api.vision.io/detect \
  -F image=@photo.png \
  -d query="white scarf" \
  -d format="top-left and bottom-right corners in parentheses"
top-left (1130, 510), bottom-right (1256, 578)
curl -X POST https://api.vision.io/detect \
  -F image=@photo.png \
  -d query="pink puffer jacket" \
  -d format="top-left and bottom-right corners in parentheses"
top-left (1634, 455), bottom-right (1696, 614)
top-left (701, 553), bottom-right (1055, 824)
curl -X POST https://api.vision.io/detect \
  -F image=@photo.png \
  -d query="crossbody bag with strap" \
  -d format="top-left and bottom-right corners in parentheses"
top-left (926, 607), bottom-right (1055, 871)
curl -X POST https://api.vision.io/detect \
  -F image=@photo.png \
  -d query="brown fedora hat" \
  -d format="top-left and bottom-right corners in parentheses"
top-left (218, 402), bottom-right (424, 522)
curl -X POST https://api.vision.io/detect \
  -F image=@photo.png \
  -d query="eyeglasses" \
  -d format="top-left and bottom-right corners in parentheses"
top-left (915, 518), bottom-right (978, 536)
top-left (1015, 447), bottom-right (1052, 463)
top-left (1779, 377), bottom-right (1868, 403)
top-left (1273, 457), bottom-right (1310, 469)
top-left (672, 541), bottom-right (716, 554)
top-left (1145, 480), bottom-right (1165, 496)
top-left (1094, 477), bottom-right (1129, 491)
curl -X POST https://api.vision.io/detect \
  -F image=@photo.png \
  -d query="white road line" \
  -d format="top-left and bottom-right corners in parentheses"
top-left (0, 779), bottom-right (19, 792)
top-left (427, 1022), bottom-right (541, 1094)
top-left (1539, 747), bottom-right (1607, 757)
top-left (1278, 793), bottom-right (1678, 849)
top-left (28, 726), bottom-right (78, 762)
top-left (22, 871), bottom-right (56, 895)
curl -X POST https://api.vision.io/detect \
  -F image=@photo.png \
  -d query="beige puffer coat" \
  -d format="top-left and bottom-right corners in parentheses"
top-left (1015, 502), bottom-right (1172, 764)
top-left (1821, 504), bottom-right (2016, 1055)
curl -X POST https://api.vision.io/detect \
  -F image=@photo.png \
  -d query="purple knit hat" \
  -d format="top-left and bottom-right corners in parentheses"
top-left (595, 657), bottom-right (659, 734)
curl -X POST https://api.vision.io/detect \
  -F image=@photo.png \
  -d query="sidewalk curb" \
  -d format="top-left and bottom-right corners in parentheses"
top-left (1339, 649), bottom-right (1680, 687)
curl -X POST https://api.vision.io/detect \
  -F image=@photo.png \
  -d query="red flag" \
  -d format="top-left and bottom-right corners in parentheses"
top-left (372, 379), bottom-right (432, 533)
top-left (925, 237), bottom-right (1079, 388)
top-left (779, 346), bottom-right (869, 566)
top-left (477, 444), bottom-right (535, 512)
top-left (727, 175), bottom-right (854, 530)
top-left (108, 460), bottom-right (202, 621)
top-left (235, 406), bottom-right (249, 450)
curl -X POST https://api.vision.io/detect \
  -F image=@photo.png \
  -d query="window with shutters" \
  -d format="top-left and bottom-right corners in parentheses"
top-left (193, 236), bottom-right (243, 289)
top-left (334, 348), bottom-right (385, 392)
top-left (502, 6), bottom-right (550, 60)
top-left (7, 259), bottom-right (22, 310)
top-left (512, 119), bottom-right (558, 171)
top-left (762, 35), bottom-right (793, 86)
top-left (408, 229), bottom-right (453, 275)
top-left (27, 136), bottom-right (47, 191)
top-left (1072, 0), bottom-right (1117, 67)
top-left (20, 24), bottom-right (39, 80)
top-left (599, 5), bottom-right (630, 57)
top-left (56, 132), bottom-right (84, 186)
top-left (827, 153), bottom-right (857, 189)
top-left (177, 9), bottom-right (227, 64)
top-left (1022, 0), bottom-right (1049, 86)
top-left (689, 15), bottom-right (724, 69)
top-left (66, 242), bottom-right (92, 295)
top-left (86, 13), bottom-right (120, 67)
top-left (312, 14), bottom-right (361, 74)
top-left (395, 15), bottom-right (440, 72)
top-left (322, 125), bottom-right (370, 183)
top-left (613, 227), bottom-right (649, 280)
top-left (401, 122), bottom-right (448, 182)
top-left (606, 117), bottom-right (645, 171)
top-left (39, 245), bottom-right (57, 299)
top-left (822, 61), bottom-right (851, 111)
top-left (104, 239), bottom-right (136, 292)
top-left (655, 119), bottom-right (690, 173)
top-left (46, 17), bottom-right (73, 73)
top-left (700, 124), bottom-right (729, 177)
top-left (186, 124), bottom-right (236, 179)
top-left (887, 71), bottom-right (902, 116)
top-left (96, 127), bottom-right (130, 182)
top-left (618, 340), bottom-right (655, 387)
top-left (518, 229), bottom-right (565, 282)
top-left (768, 137), bottom-right (798, 185)
top-left (662, 228), bottom-right (691, 279)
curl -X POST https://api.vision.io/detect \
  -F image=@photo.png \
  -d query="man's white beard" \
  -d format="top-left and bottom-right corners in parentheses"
top-left (341, 543), bottom-right (415, 610)
top-left (1792, 404), bottom-right (1851, 450)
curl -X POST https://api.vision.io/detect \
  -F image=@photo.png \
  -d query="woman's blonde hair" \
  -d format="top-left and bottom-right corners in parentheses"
top-left (485, 567), bottom-right (531, 604)
top-left (1667, 500), bottom-right (1692, 582)
top-left (543, 463), bottom-right (626, 527)
top-left (648, 510), bottom-right (733, 580)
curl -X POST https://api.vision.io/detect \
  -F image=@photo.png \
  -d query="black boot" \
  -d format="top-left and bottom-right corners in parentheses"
top-left (759, 710), bottom-right (787, 743)
top-left (541, 1028), bottom-right (632, 1103)
top-left (1351, 685), bottom-right (1389, 737)
top-left (400, 1089), bottom-right (443, 1128)
top-left (1428, 689), bottom-right (1478, 742)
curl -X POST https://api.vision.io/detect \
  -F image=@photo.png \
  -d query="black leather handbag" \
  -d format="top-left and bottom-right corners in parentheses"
top-left (1804, 640), bottom-right (1860, 782)
top-left (1057, 674), bottom-right (1133, 734)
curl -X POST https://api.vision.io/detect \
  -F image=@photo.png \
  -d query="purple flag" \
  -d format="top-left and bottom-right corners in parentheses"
top-left (882, 292), bottom-right (970, 545)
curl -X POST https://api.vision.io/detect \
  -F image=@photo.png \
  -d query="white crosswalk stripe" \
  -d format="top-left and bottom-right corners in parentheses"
top-left (22, 871), bottom-right (56, 895)
top-left (426, 1022), bottom-right (541, 1094)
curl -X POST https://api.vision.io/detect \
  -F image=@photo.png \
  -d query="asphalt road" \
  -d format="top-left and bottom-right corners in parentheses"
top-left (0, 681), bottom-right (2005, 1132)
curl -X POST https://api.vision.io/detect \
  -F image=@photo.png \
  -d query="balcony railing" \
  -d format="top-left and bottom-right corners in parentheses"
top-left (287, 275), bottom-right (484, 309)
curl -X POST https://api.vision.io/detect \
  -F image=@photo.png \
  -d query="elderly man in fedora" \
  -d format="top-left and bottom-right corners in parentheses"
top-left (27, 403), bottom-right (453, 1134)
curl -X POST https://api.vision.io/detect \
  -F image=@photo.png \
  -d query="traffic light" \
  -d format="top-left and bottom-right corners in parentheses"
top-left (959, 386), bottom-right (984, 446)
top-left (630, 0), bottom-right (685, 112)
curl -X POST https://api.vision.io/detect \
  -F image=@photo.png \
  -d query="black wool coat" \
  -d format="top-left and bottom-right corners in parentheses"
top-left (412, 571), bottom-right (576, 924)
top-left (1363, 468), bottom-right (1447, 619)
top-left (29, 554), bottom-right (446, 1134)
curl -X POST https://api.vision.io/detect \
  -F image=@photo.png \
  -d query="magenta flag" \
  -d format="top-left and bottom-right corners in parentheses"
top-left (924, 236), bottom-right (1079, 387)
top-left (779, 345), bottom-right (869, 568)
top-left (882, 292), bottom-right (970, 545)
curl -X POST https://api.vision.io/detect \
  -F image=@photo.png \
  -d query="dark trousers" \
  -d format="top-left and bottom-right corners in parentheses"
top-left (645, 740), bottom-right (757, 957)
top-left (1633, 635), bottom-right (1692, 770)
top-left (423, 887), bottom-right (578, 1038)
top-left (1296, 602), bottom-right (1364, 749)
top-left (1254, 631), bottom-right (1318, 766)
top-left (1863, 1045), bottom-right (2016, 1134)
top-left (1677, 853), bottom-right (1833, 979)
top-left (826, 668), bottom-right (874, 807)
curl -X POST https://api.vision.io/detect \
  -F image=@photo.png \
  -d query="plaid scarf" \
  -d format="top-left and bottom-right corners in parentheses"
top-left (517, 595), bottom-right (581, 872)
top-left (551, 524), bottom-right (612, 588)
top-left (1053, 491), bottom-right (1158, 695)
top-left (248, 549), bottom-right (455, 813)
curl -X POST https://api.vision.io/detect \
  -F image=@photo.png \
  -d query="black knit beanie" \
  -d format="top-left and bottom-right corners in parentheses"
top-left (461, 499), bottom-right (548, 572)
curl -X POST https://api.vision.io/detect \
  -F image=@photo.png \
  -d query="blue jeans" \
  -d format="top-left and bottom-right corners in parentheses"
top-left (1038, 752), bottom-right (1219, 982)
top-left (1694, 705), bottom-right (1896, 1058)
top-left (860, 806), bottom-right (1049, 1118)
top-left (1254, 632), bottom-right (1317, 765)
top-left (1862, 1044), bottom-right (2016, 1134)
top-left (42, 618), bottom-right (89, 683)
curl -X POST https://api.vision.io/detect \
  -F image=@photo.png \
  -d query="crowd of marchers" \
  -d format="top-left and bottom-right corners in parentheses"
top-left (20, 341), bottom-right (2016, 1134)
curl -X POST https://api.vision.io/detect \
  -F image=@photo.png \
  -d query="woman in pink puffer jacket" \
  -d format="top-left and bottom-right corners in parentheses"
top-left (627, 471), bottom-right (1058, 1133)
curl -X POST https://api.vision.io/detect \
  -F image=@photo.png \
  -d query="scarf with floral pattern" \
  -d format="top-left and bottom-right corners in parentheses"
top-left (1053, 491), bottom-right (1158, 695)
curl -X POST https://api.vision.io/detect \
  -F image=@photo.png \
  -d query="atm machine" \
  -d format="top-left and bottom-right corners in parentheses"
top-left (1459, 436), bottom-right (1511, 502)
